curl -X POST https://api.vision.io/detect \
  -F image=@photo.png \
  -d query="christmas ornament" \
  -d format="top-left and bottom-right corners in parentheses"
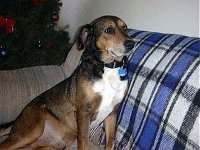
top-left (5, 18), bottom-right (16, 34)
top-left (0, 16), bottom-right (16, 34)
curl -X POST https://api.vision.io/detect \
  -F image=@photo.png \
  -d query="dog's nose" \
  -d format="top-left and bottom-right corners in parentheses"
top-left (124, 40), bottom-right (135, 51)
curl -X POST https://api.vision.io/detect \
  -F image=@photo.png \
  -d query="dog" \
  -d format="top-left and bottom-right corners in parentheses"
top-left (0, 15), bottom-right (135, 150)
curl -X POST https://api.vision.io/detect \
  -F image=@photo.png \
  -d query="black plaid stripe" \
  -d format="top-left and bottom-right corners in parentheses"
top-left (181, 83), bottom-right (199, 102)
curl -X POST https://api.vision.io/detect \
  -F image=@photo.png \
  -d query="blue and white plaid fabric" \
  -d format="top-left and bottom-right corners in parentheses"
top-left (90, 29), bottom-right (200, 150)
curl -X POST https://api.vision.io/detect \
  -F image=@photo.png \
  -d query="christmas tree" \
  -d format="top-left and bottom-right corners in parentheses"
top-left (0, 0), bottom-right (71, 69)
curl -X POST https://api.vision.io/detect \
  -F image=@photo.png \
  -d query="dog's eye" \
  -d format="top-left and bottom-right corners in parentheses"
top-left (104, 27), bottom-right (115, 34)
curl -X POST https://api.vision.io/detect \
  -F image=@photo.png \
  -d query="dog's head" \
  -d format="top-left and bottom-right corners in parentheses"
top-left (76, 15), bottom-right (135, 63)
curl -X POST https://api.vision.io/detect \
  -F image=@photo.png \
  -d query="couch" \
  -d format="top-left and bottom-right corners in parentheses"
top-left (0, 29), bottom-right (199, 150)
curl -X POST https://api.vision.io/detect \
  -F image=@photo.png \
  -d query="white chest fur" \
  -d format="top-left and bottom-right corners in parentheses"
top-left (90, 67), bottom-right (128, 128)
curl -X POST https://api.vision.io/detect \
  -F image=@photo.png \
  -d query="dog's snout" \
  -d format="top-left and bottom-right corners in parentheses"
top-left (124, 40), bottom-right (135, 51)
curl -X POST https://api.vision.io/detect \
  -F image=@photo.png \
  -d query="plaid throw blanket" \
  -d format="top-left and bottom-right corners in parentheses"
top-left (90, 29), bottom-right (200, 150)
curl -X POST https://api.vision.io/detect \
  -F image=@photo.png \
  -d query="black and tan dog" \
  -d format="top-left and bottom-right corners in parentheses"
top-left (0, 16), bottom-right (135, 150)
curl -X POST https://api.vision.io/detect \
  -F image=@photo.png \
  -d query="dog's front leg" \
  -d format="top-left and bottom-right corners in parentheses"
top-left (104, 111), bottom-right (117, 150)
top-left (77, 109), bottom-right (90, 150)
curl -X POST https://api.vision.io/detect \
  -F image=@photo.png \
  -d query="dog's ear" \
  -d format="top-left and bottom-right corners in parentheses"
top-left (75, 24), bottom-right (93, 50)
